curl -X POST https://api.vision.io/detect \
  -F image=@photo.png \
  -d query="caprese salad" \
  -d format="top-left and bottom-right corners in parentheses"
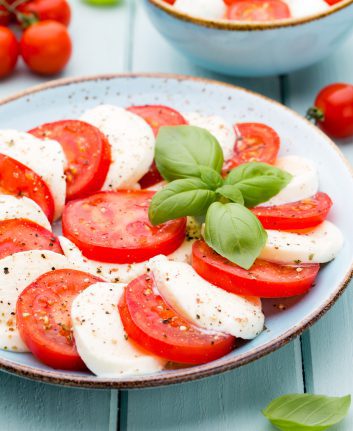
top-left (0, 102), bottom-right (343, 378)
top-left (165, 0), bottom-right (342, 22)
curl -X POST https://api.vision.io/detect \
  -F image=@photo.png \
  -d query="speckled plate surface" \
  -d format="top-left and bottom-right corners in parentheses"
top-left (0, 74), bottom-right (352, 389)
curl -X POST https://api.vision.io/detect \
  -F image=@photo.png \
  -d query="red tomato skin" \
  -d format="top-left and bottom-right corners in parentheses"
top-left (30, 120), bottom-right (111, 201)
top-left (226, 0), bottom-right (291, 21)
top-left (20, 20), bottom-right (72, 75)
top-left (62, 191), bottom-right (187, 264)
top-left (314, 83), bottom-right (353, 139)
top-left (192, 241), bottom-right (320, 298)
top-left (324, 0), bottom-right (342, 4)
top-left (119, 274), bottom-right (236, 364)
top-left (16, 269), bottom-right (102, 370)
top-left (127, 105), bottom-right (187, 188)
top-left (0, 219), bottom-right (62, 259)
top-left (0, 8), bottom-right (11, 26)
top-left (17, 0), bottom-right (71, 26)
top-left (0, 27), bottom-right (19, 79)
top-left (252, 192), bottom-right (333, 230)
top-left (0, 154), bottom-right (55, 222)
top-left (224, 123), bottom-right (280, 173)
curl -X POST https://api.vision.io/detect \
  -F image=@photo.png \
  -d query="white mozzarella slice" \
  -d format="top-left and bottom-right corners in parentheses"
top-left (149, 256), bottom-right (264, 340)
top-left (146, 181), bottom-right (167, 192)
top-left (71, 282), bottom-right (166, 377)
top-left (286, 0), bottom-right (328, 18)
top-left (80, 105), bottom-right (154, 190)
top-left (59, 217), bottom-right (202, 283)
top-left (59, 236), bottom-right (147, 283)
top-left (0, 250), bottom-right (71, 352)
top-left (183, 112), bottom-right (235, 161)
top-left (260, 221), bottom-right (343, 264)
top-left (0, 195), bottom-right (51, 231)
top-left (260, 156), bottom-right (319, 207)
top-left (174, 0), bottom-right (226, 20)
top-left (0, 130), bottom-right (66, 220)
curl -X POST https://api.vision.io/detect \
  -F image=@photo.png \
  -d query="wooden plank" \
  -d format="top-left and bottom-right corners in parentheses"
top-left (285, 33), bottom-right (353, 429)
top-left (124, 3), bottom-right (306, 430)
top-left (0, 373), bottom-right (114, 431)
top-left (0, 0), bottom-right (131, 429)
top-left (123, 344), bottom-right (303, 431)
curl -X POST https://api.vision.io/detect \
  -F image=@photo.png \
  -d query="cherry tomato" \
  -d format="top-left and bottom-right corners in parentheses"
top-left (20, 20), bottom-right (72, 75)
top-left (0, 154), bottom-right (55, 222)
top-left (17, 0), bottom-right (71, 26)
top-left (30, 120), bottom-right (111, 201)
top-left (226, 0), bottom-right (291, 21)
top-left (62, 191), bottom-right (187, 264)
top-left (252, 193), bottom-right (333, 230)
top-left (118, 274), bottom-right (236, 364)
top-left (0, 26), bottom-right (19, 79)
top-left (308, 83), bottom-right (353, 139)
top-left (0, 6), bottom-right (11, 26)
top-left (192, 240), bottom-right (320, 298)
top-left (0, 219), bottom-right (62, 259)
top-left (127, 105), bottom-right (188, 189)
top-left (223, 123), bottom-right (280, 172)
top-left (17, 269), bottom-right (102, 370)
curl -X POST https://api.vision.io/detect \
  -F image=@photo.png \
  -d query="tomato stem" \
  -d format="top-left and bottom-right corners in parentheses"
top-left (306, 106), bottom-right (325, 124)
top-left (0, 0), bottom-right (37, 28)
top-left (16, 10), bottom-right (39, 28)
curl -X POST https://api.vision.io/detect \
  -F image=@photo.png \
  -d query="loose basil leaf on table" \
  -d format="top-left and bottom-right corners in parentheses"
top-left (204, 202), bottom-right (267, 270)
top-left (216, 185), bottom-right (244, 205)
top-left (225, 162), bottom-right (292, 208)
top-left (263, 393), bottom-right (351, 431)
top-left (155, 125), bottom-right (224, 181)
top-left (149, 178), bottom-right (217, 225)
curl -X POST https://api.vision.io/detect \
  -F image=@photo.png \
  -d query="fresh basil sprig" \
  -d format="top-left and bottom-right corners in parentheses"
top-left (205, 202), bottom-right (267, 270)
top-left (225, 162), bottom-right (292, 207)
top-left (149, 178), bottom-right (217, 225)
top-left (155, 126), bottom-right (224, 181)
top-left (148, 125), bottom-right (292, 269)
top-left (263, 394), bottom-right (351, 431)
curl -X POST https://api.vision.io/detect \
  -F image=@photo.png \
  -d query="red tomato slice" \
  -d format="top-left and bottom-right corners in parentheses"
top-left (252, 192), bottom-right (333, 230)
top-left (0, 154), bottom-right (54, 222)
top-left (62, 190), bottom-right (186, 264)
top-left (224, 123), bottom-right (280, 172)
top-left (0, 219), bottom-right (62, 259)
top-left (16, 269), bottom-right (102, 370)
top-left (192, 240), bottom-right (320, 298)
top-left (30, 120), bottom-right (111, 201)
top-left (127, 105), bottom-right (187, 189)
top-left (118, 274), bottom-right (236, 364)
top-left (226, 0), bottom-right (291, 21)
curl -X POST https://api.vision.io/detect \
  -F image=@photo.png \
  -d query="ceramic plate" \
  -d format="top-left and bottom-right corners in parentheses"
top-left (0, 74), bottom-right (352, 389)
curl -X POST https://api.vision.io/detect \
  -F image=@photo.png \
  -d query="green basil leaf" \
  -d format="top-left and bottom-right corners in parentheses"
top-left (263, 394), bottom-right (351, 431)
top-left (204, 202), bottom-right (267, 269)
top-left (149, 178), bottom-right (217, 225)
top-left (199, 166), bottom-right (224, 190)
top-left (155, 126), bottom-right (224, 181)
top-left (216, 185), bottom-right (244, 205)
top-left (225, 162), bottom-right (292, 208)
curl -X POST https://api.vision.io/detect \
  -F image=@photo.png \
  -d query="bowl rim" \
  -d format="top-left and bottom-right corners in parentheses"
top-left (0, 72), bottom-right (353, 389)
top-left (147, 0), bottom-right (353, 31)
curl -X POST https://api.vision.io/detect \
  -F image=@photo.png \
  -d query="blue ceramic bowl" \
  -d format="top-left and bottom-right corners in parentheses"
top-left (144, 0), bottom-right (353, 77)
top-left (0, 74), bottom-right (352, 388)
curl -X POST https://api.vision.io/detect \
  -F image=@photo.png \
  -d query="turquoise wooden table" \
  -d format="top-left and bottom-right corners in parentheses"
top-left (1, 1), bottom-right (353, 429)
